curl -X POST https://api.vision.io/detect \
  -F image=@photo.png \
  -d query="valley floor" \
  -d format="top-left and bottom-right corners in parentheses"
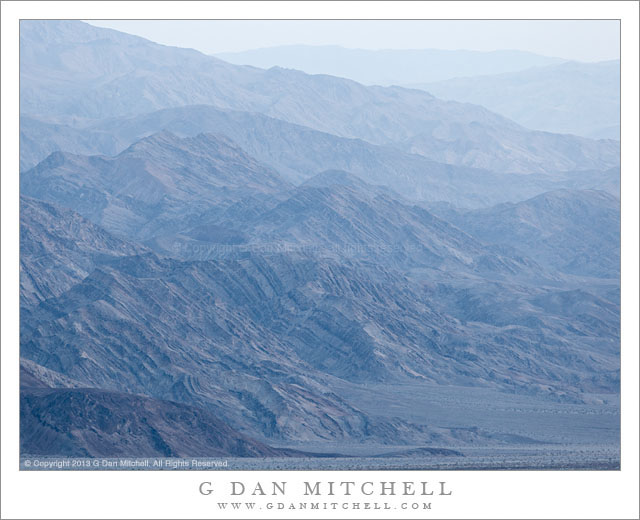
top-left (328, 381), bottom-right (620, 446)
top-left (20, 384), bottom-right (620, 471)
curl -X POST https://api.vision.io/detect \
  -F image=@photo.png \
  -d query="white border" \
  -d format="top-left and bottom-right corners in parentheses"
top-left (2, 2), bottom-right (638, 519)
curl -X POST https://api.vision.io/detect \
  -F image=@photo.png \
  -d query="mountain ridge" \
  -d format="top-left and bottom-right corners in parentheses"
top-left (18, 20), bottom-right (621, 459)
top-left (215, 44), bottom-right (566, 85)
top-left (453, 189), bottom-right (620, 278)
top-left (22, 108), bottom-right (621, 210)
top-left (20, 20), bottom-right (619, 174)
top-left (21, 131), bottom-right (291, 240)
top-left (413, 60), bottom-right (620, 139)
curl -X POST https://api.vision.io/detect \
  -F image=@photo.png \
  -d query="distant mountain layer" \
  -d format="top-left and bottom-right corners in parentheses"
top-left (21, 109), bottom-right (621, 211)
top-left (21, 131), bottom-right (611, 281)
top-left (215, 45), bottom-right (565, 85)
top-left (20, 116), bottom-right (122, 172)
top-left (413, 60), bottom-right (620, 139)
top-left (20, 133), bottom-right (549, 279)
top-left (20, 20), bottom-right (618, 174)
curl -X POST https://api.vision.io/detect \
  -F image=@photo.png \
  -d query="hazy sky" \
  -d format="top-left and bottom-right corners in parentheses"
top-left (87, 20), bottom-right (620, 62)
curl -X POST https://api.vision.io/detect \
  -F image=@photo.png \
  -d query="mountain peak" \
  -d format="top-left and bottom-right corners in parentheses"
top-left (123, 131), bottom-right (253, 161)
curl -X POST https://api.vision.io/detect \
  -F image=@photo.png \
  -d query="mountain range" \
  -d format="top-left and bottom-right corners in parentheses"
top-left (18, 20), bottom-right (620, 460)
top-left (20, 108), bottom-right (621, 211)
top-left (414, 60), bottom-right (620, 139)
top-left (20, 134), bottom-right (620, 447)
top-left (215, 45), bottom-right (565, 85)
top-left (452, 189), bottom-right (621, 278)
top-left (21, 193), bottom-right (619, 449)
top-left (21, 21), bottom-right (618, 176)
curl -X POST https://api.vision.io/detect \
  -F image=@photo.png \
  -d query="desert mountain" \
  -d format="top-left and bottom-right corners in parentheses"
top-left (415, 60), bottom-right (620, 139)
top-left (21, 132), bottom-right (290, 240)
top-left (454, 189), bottom-right (620, 278)
top-left (20, 20), bottom-right (618, 174)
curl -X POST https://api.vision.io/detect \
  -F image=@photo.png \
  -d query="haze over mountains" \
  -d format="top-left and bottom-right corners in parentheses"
top-left (415, 60), bottom-right (620, 139)
top-left (216, 45), bottom-right (565, 85)
top-left (215, 44), bottom-right (619, 139)
top-left (19, 20), bottom-right (620, 461)
top-left (20, 107), bottom-right (621, 211)
top-left (21, 21), bottom-right (618, 175)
